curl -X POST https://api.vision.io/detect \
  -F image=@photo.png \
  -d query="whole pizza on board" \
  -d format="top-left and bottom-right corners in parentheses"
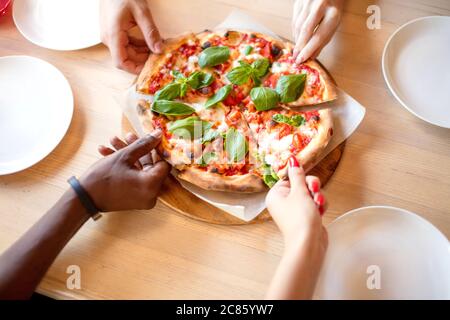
top-left (135, 29), bottom-right (337, 193)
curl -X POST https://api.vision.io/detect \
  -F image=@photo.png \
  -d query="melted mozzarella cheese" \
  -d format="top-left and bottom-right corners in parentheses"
top-left (271, 62), bottom-right (290, 73)
top-left (187, 55), bottom-right (198, 72)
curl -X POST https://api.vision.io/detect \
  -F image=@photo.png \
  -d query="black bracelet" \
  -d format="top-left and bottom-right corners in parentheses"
top-left (67, 176), bottom-right (102, 220)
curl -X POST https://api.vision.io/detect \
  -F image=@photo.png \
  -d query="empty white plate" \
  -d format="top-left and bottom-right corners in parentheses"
top-left (382, 16), bottom-right (450, 128)
top-left (314, 206), bottom-right (450, 300)
top-left (0, 56), bottom-right (73, 175)
top-left (13, 0), bottom-right (101, 51)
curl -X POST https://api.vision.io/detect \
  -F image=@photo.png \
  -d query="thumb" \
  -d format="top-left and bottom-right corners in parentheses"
top-left (121, 130), bottom-right (162, 165)
top-left (130, 4), bottom-right (163, 53)
top-left (287, 156), bottom-right (309, 194)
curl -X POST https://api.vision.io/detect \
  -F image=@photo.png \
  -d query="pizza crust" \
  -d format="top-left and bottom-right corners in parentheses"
top-left (177, 167), bottom-right (267, 193)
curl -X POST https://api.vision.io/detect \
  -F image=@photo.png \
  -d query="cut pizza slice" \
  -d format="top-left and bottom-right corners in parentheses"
top-left (265, 45), bottom-right (337, 106)
top-left (243, 102), bottom-right (333, 187)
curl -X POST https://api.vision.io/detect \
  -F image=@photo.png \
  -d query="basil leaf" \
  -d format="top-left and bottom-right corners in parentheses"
top-left (202, 128), bottom-right (220, 143)
top-left (250, 87), bottom-right (280, 111)
top-left (225, 128), bottom-right (248, 162)
top-left (251, 58), bottom-right (270, 78)
top-left (226, 65), bottom-right (252, 85)
top-left (154, 83), bottom-right (181, 101)
top-left (276, 74), bottom-right (307, 103)
top-left (262, 163), bottom-right (279, 188)
top-left (172, 70), bottom-right (184, 80)
top-left (199, 151), bottom-right (218, 166)
top-left (272, 114), bottom-right (305, 127)
top-left (180, 82), bottom-right (188, 97)
top-left (168, 116), bottom-right (212, 140)
top-left (187, 71), bottom-right (214, 89)
top-left (263, 174), bottom-right (279, 188)
top-left (205, 84), bottom-right (232, 109)
top-left (243, 45), bottom-right (253, 55)
top-left (151, 100), bottom-right (195, 116)
top-left (198, 46), bottom-right (230, 68)
top-left (226, 59), bottom-right (269, 85)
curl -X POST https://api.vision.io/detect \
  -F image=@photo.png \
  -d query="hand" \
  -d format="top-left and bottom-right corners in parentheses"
top-left (292, 0), bottom-right (344, 64)
top-left (100, 0), bottom-right (163, 74)
top-left (79, 131), bottom-right (170, 212)
top-left (266, 156), bottom-right (327, 250)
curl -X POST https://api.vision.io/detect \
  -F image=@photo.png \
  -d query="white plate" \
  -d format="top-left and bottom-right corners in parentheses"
top-left (382, 16), bottom-right (450, 128)
top-left (13, 0), bottom-right (101, 51)
top-left (0, 56), bottom-right (73, 175)
top-left (314, 206), bottom-right (450, 300)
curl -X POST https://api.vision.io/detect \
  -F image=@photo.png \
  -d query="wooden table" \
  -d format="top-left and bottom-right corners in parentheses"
top-left (0, 0), bottom-right (449, 299)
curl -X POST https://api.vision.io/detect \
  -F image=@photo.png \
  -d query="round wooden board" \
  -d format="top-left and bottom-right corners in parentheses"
top-left (121, 116), bottom-right (345, 225)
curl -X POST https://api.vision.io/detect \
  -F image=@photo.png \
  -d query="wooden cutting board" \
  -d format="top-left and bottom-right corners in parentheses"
top-left (122, 116), bottom-right (345, 225)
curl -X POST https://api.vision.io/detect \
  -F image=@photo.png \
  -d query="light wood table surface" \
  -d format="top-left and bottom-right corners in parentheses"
top-left (0, 0), bottom-right (449, 299)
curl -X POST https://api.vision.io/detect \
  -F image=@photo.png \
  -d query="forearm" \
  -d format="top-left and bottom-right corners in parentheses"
top-left (0, 189), bottom-right (90, 299)
top-left (266, 233), bottom-right (325, 300)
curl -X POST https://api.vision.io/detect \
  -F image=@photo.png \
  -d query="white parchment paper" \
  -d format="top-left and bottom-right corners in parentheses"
top-left (121, 10), bottom-right (366, 222)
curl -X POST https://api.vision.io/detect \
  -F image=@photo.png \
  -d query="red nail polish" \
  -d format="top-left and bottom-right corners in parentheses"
top-left (319, 206), bottom-right (325, 216)
top-left (288, 156), bottom-right (299, 168)
top-left (311, 180), bottom-right (320, 193)
top-left (315, 193), bottom-right (325, 207)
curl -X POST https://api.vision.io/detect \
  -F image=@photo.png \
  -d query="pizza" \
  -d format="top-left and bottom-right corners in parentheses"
top-left (135, 29), bottom-right (336, 193)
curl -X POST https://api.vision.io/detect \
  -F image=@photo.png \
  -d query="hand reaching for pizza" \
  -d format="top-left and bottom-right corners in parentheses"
top-left (100, 0), bottom-right (163, 74)
top-left (265, 157), bottom-right (328, 299)
top-left (78, 131), bottom-right (170, 212)
top-left (266, 156), bottom-right (328, 248)
top-left (292, 0), bottom-right (344, 64)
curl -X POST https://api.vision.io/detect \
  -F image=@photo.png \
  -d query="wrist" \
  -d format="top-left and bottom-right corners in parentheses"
top-left (62, 188), bottom-right (92, 223)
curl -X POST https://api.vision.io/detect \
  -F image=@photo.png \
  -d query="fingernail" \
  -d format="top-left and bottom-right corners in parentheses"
top-left (319, 206), bottom-right (325, 216)
top-left (311, 180), bottom-right (320, 193)
top-left (296, 55), bottom-right (304, 64)
top-left (155, 41), bottom-right (163, 53)
top-left (314, 193), bottom-right (325, 207)
top-left (288, 156), bottom-right (299, 168)
top-left (152, 129), bottom-right (162, 138)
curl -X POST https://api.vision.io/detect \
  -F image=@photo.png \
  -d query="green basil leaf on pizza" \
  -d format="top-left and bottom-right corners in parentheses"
top-left (154, 83), bottom-right (181, 101)
top-left (168, 116), bottom-right (212, 139)
top-left (152, 100), bottom-right (195, 116)
top-left (250, 87), bottom-right (280, 111)
top-left (198, 46), bottom-right (230, 68)
top-left (226, 62), bottom-right (252, 85)
top-left (276, 74), bottom-right (307, 103)
top-left (187, 71), bottom-right (214, 89)
top-left (272, 114), bottom-right (305, 127)
top-left (225, 127), bottom-right (248, 162)
top-left (205, 84), bottom-right (232, 109)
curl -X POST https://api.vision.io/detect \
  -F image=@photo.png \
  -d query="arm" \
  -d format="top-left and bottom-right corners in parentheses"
top-left (100, 0), bottom-right (163, 74)
top-left (0, 131), bottom-right (170, 299)
top-left (265, 157), bottom-right (328, 299)
top-left (292, 0), bottom-right (344, 63)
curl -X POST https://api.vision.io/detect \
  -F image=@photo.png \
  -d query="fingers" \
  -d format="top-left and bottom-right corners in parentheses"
top-left (287, 156), bottom-right (308, 194)
top-left (110, 136), bottom-right (128, 150)
top-left (295, 8), bottom-right (341, 64)
top-left (98, 145), bottom-right (115, 156)
top-left (293, 2), bottom-right (327, 62)
top-left (120, 130), bottom-right (162, 165)
top-left (130, 4), bottom-right (163, 54)
top-left (306, 175), bottom-right (321, 193)
top-left (109, 28), bottom-right (142, 74)
top-left (124, 132), bottom-right (139, 144)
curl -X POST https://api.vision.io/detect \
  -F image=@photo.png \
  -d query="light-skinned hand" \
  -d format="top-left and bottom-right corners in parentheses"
top-left (266, 156), bottom-right (328, 251)
top-left (100, 0), bottom-right (163, 74)
top-left (292, 0), bottom-right (344, 64)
